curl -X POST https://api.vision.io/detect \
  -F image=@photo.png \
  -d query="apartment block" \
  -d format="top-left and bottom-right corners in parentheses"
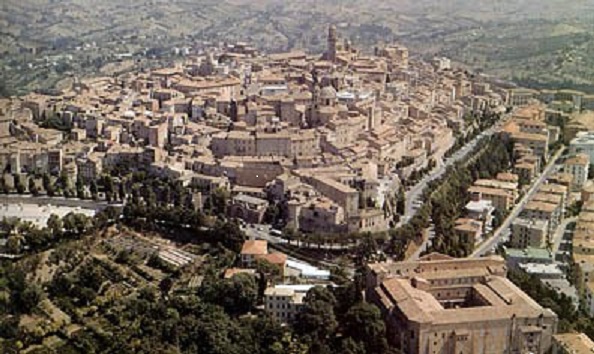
top-left (569, 131), bottom-right (594, 164)
top-left (264, 285), bottom-right (317, 323)
top-left (539, 183), bottom-right (568, 211)
top-left (454, 218), bottom-right (483, 246)
top-left (548, 172), bottom-right (574, 192)
top-left (521, 200), bottom-right (560, 237)
top-left (468, 185), bottom-right (514, 212)
top-left (474, 179), bottom-right (519, 202)
top-left (510, 217), bottom-right (549, 249)
top-left (532, 192), bottom-right (564, 222)
top-left (572, 202), bottom-right (594, 307)
top-left (564, 153), bottom-right (590, 190)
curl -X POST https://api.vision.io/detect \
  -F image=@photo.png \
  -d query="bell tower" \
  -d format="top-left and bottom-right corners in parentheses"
top-left (327, 25), bottom-right (337, 62)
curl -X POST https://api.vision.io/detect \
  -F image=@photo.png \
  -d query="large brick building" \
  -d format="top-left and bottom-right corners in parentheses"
top-left (366, 253), bottom-right (558, 354)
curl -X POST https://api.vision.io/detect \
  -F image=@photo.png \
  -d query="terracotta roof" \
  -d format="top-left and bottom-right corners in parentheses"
top-left (257, 252), bottom-right (288, 265)
top-left (241, 240), bottom-right (268, 255)
top-left (566, 153), bottom-right (590, 166)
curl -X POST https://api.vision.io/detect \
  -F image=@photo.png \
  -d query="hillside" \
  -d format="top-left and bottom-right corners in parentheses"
top-left (2, 0), bottom-right (594, 95)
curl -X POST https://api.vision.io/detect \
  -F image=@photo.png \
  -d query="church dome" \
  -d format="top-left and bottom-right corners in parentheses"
top-left (319, 85), bottom-right (337, 99)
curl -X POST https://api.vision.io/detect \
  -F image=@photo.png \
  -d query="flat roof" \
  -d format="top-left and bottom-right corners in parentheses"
top-left (505, 247), bottom-right (553, 260)
top-left (286, 259), bottom-right (330, 279)
top-left (512, 217), bottom-right (549, 229)
top-left (519, 263), bottom-right (563, 275)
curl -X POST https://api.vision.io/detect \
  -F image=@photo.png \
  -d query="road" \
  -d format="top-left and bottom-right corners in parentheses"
top-left (241, 223), bottom-right (355, 275)
top-left (470, 148), bottom-right (566, 258)
top-left (551, 217), bottom-right (576, 256)
top-left (241, 224), bottom-right (354, 250)
top-left (0, 195), bottom-right (113, 210)
top-left (402, 121), bottom-right (508, 226)
top-left (404, 119), bottom-right (510, 260)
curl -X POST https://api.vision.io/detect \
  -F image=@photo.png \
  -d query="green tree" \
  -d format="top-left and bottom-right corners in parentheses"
top-left (294, 286), bottom-right (337, 341)
top-left (337, 338), bottom-right (366, 354)
top-left (76, 177), bottom-right (85, 199)
top-left (57, 172), bottom-right (71, 191)
top-left (342, 302), bottom-right (388, 354)
top-left (211, 220), bottom-right (245, 253)
top-left (294, 299), bottom-right (337, 342)
top-left (62, 213), bottom-right (92, 235)
top-left (43, 173), bottom-right (54, 197)
top-left (28, 177), bottom-right (39, 196)
top-left (200, 273), bottom-right (258, 316)
top-left (19, 284), bottom-right (44, 313)
top-left (102, 175), bottom-right (115, 194)
top-left (396, 186), bottom-right (406, 215)
top-left (263, 203), bottom-right (280, 224)
top-left (0, 174), bottom-right (7, 194)
top-left (90, 180), bottom-right (98, 200)
top-left (118, 182), bottom-right (127, 202)
top-left (208, 187), bottom-right (230, 216)
top-left (6, 235), bottom-right (23, 254)
top-left (47, 213), bottom-right (63, 236)
top-left (13, 174), bottom-right (25, 194)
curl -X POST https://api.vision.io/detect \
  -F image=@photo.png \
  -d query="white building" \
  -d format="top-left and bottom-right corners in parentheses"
top-left (432, 57), bottom-right (451, 71)
top-left (264, 286), bottom-right (308, 323)
top-left (465, 199), bottom-right (495, 225)
top-left (261, 85), bottom-right (288, 96)
top-left (569, 131), bottom-right (594, 164)
top-left (564, 153), bottom-right (590, 190)
top-left (518, 263), bottom-right (564, 279)
top-left (286, 259), bottom-right (331, 280)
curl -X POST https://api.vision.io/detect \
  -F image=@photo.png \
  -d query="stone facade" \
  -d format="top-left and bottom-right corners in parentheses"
top-left (366, 253), bottom-right (558, 354)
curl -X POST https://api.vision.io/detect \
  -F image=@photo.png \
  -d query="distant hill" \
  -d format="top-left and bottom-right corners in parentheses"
top-left (3, 0), bottom-right (594, 94)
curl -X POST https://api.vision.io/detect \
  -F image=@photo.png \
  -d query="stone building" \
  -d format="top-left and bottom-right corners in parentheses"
top-left (366, 253), bottom-right (558, 354)
top-left (228, 194), bottom-right (269, 224)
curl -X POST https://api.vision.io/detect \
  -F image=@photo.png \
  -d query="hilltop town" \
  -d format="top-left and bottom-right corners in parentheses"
top-left (3, 25), bottom-right (594, 354)
top-left (0, 26), bottom-right (508, 237)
